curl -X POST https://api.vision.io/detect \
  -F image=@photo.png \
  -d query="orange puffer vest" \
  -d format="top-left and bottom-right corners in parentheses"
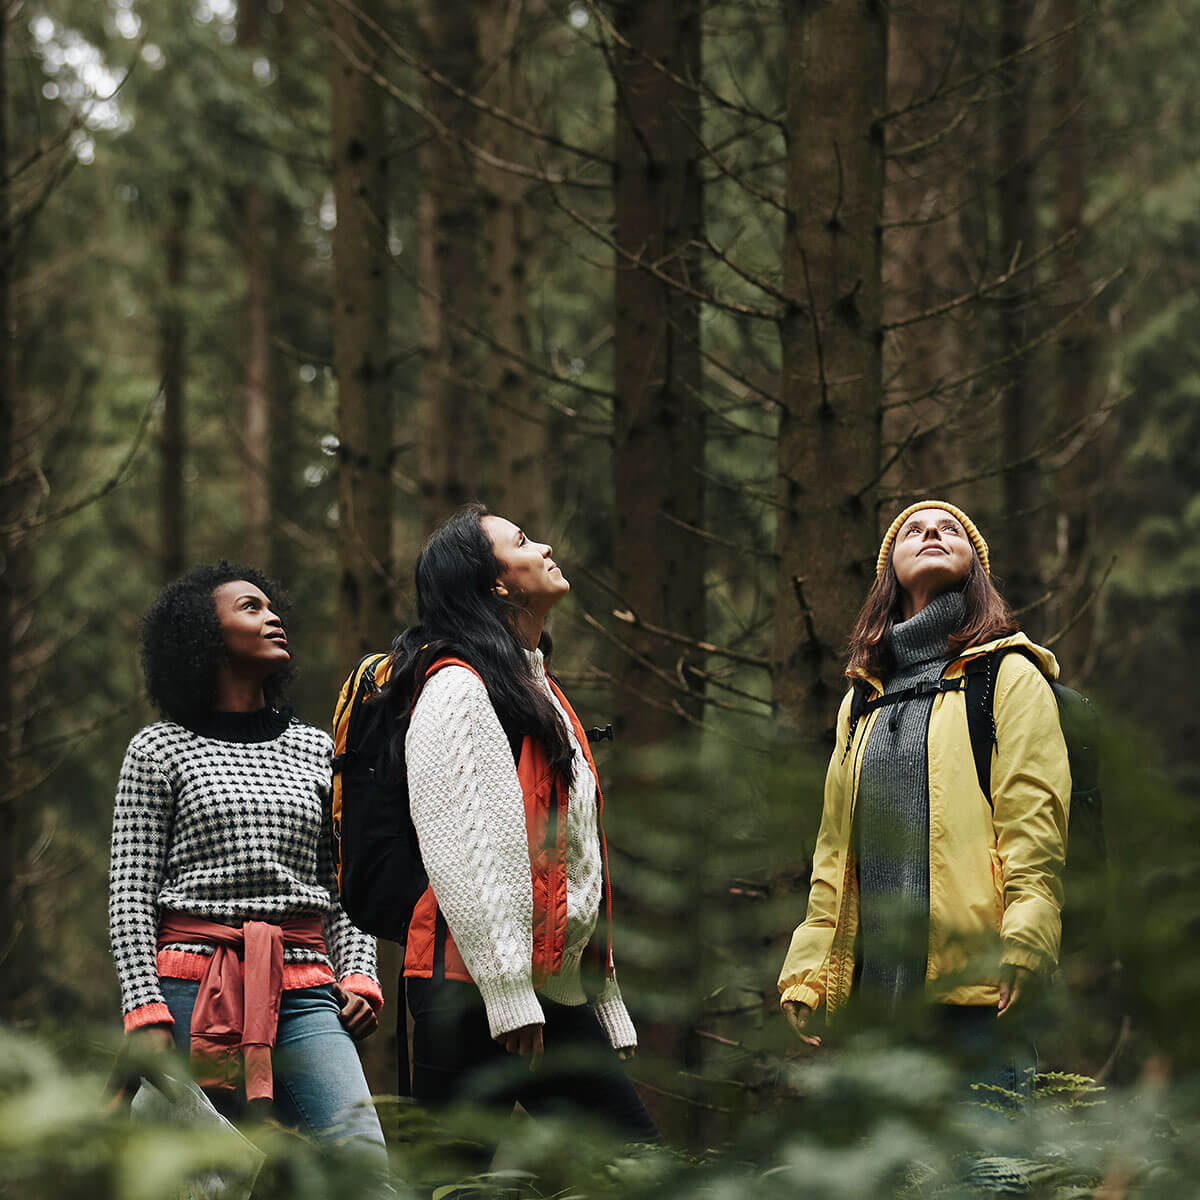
top-left (402, 656), bottom-right (615, 990)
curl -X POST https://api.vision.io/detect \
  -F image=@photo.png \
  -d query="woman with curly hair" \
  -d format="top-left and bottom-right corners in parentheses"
top-left (109, 563), bottom-right (387, 1163)
top-left (778, 501), bottom-right (1070, 1099)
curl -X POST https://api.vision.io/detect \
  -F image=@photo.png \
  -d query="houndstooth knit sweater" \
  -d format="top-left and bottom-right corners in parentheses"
top-left (109, 709), bottom-right (380, 1032)
top-left (405, 648), bottom-right (637, 1050)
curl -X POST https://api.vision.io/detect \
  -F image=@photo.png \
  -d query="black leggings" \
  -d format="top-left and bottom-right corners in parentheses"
top-left (406, 977), bottom-right (659, 1143)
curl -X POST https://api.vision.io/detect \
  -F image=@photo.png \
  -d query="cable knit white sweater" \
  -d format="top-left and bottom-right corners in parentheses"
top-left (405, 649), bottom-right (637, 1050)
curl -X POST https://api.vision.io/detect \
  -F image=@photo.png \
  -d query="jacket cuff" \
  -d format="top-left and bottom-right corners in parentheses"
top-left (123, 1002), bottom-right (174, 1033)
top-left (1000, 942), bottom-right (1053, 974)
top-left (779, 983), bottom-right (822, 1010)
top-left (593, 988), bottom-right (637, 1051)
top-left (476, 973), bottom-right (544, 1039)
top-left (339, 973), bottom-right (384, 1014)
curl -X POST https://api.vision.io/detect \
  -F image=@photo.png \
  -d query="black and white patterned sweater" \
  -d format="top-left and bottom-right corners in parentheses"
top-left (108, 708), bottom-right (379, 1031)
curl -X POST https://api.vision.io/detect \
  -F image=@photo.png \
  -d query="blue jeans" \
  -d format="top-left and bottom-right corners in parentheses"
top-left (935, 1004), bottom-right (1037, 1104)
top-left (160, 978), bottom-right (388, 1164)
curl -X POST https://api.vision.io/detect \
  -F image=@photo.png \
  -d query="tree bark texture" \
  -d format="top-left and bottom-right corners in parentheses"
top-left (330, 0), bottom-right (393, 667)
top-left (611, 0), bottom-right (706, 746)
top-left (994, 0), bottom-right (1042, 625)
top-left (1050, 0), bottom-right (1099, 675)
top-left (773, 0), bottom-right (887, 744)
top-left (0, 0), bottom-right (19, 1011)
top-left (477, 0), bottom-right (548, 538)
top-left (417, 0), bottom-right (481, 532)
top-left (241, 182), bottom-right (271, 566)
top-left (268, 196), bottom-right (300, 584)
top-left (883, 0), bottom-right (976, 500)
top-left (159, 186), bottom-right (191, 582)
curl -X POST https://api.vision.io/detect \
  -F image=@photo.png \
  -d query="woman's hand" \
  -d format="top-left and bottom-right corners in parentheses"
top-left (617, 1047), bottom-right (636, 1062)
top-left (127, 1024), bottom-right (174, 1053)
top-left (782, 1001), bottom-right (822, 1047)
top-left (997, 965), bottom-right (1034, 1017)
top-left (498, 1023), bottom-right (545, 1070)
top-left (335, 985), bottom-right (379, 1041)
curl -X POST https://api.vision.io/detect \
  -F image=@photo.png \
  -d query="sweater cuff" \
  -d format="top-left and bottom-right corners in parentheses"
top-left (780, 983), bottom-right (822, 1010)
top-left (340, 973), bottom-right (384, 1014)
top-left (592, 988), bottom-right (637, 1051)
top-left (475, 974), bottom-right (544, 1039)
top-left (123, 1002), bottom-right (174, 1033)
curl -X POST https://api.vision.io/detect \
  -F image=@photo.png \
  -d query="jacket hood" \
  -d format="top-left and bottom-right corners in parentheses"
top-left (846, 629), bottom-right (1060, 695)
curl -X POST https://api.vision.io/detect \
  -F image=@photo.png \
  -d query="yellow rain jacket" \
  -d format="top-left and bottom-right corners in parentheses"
top-left (777, 633), bottom-right (1070, 1014)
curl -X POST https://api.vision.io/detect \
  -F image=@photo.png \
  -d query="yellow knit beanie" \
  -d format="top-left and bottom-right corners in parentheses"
top-left (876, 500), bottom-right (990, 577)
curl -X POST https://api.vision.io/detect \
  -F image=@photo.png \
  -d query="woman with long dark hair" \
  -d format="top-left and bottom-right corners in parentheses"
top-left (777, 501), bottom-right (1070, 1096)
top-left (109, 563), bottom-right (387, 1165)
top-left (379, 504), bottom-right (656, 1141)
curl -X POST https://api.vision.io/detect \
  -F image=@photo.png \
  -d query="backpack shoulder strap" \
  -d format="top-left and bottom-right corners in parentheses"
top-left (963, 645), bottom-right (1045, 807)
top-left (963, 650), bottom-right (1002, 807)
top-left (425, 655), bottom-right (484, 684)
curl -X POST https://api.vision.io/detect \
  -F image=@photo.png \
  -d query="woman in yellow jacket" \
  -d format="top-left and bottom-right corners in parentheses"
top-left (778, 500), bottom-right (1070, 1095)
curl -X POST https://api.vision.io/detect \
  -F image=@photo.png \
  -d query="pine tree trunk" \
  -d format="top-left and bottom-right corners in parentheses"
top-left (477, 0), bottom-right (547, 537)
top-left (883, 1), bottom-right (974, 497)
top-left (0, 0), bottom-right (19, 1011)
top-left (238, 0), bottom-right (270, 567)
top-left (160, 186), bottom-right (190, 582)
top-left (268, 197), bottom-right (300, 584)
top-left (242, 182), bottom-right (271, 565)
top-left (417, 0), bottom-right (480, 532)
top-left (611, 0), bottom-right (705, 745)
top-left (330, 0), bottom-right (392, 664)
top-left (995, 0), bottom-right (1041, 623)
top-left (1050, 0), bottom-right (1097, 673)
top-left (773, 0), bottom-right (886, 744)
top-left (330, 0), bottom-right (394, 1093)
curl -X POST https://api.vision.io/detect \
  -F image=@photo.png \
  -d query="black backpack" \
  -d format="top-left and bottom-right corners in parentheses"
top-left (849, 646), bottom-right (1105, 865)
top-left (330, 652), bottom-right (426, 944)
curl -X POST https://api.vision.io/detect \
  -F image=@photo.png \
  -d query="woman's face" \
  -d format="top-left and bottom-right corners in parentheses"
top-left (483, 515), bottom-right (570, 610)
top-left (212, 580), bottom-right (291, 673)
top-left (890, 508), bottom-right (974, 603)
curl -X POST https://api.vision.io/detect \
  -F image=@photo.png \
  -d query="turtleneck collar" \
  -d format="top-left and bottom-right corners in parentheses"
top-left (182, 706), bottom-right (293, 744)
top-left (524, 646), bottom-right (546, 682)
top-left (889, 589), bottom-right (965, 672)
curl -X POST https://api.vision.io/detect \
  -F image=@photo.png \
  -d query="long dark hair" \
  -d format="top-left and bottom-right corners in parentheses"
top-left (845, 552), bottom-right (1017, 682)
top-left (141, 561), bottom-right (293, 723)
top-left (378, 504), bottom-right (574, 780)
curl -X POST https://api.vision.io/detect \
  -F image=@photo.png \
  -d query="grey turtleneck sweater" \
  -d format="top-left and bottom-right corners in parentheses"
top-left (856, 588), bottom-right (966, 1009)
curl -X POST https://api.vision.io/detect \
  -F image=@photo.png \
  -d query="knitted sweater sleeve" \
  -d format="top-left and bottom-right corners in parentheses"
top-left (406, 667), bottom-right (544, 1038)
top-left (109, 740), bottom-right (175, 1029)
top-left (593, 973), bottom-right (638, 1050)
top-left (314, 733), bottom-right (382, 1010)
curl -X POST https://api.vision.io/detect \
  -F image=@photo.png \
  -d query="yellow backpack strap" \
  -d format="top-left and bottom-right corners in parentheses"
top-left (332, 652), bottom-right (389, 769)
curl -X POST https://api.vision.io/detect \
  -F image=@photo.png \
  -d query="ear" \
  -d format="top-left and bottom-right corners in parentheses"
top-left (494, 582), bottom-right (510, 598)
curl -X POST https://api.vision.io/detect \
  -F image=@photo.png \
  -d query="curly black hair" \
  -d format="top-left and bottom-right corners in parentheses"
top-left (140, 562), bottom-right (293, 723)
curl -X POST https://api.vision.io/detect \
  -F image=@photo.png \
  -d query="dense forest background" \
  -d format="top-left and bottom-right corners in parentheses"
top-left (3, 0), bottom-right (1200, 1193)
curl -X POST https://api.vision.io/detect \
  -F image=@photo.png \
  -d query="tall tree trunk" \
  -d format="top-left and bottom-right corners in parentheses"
top-left (883, 1), bottom-right (974, 498)
top-left (0, 0), bottom-right (20, 1012)
top-left (238, 0), bottom-right (270, 566)
top-left (242, 183), bottom-right (271, 565)
top-left (772, 0), bottom-right (887, 744)
top-left (477, 0), bottom-right (547, 537)
top-left (329, 0), bottom-right (394, 1093)
top-left (269, 196), bottom-right (300, 584)
top-left (417, 0), bottom-right (481, 531)
top-left (611, 0), bottom-right (705, 745)
top-left (160, 186), bottom-right (191, 582)
top-left (994, 0), bottom-right (1041, 624)
top-left (1050, 0), bottom-right (1097, 673)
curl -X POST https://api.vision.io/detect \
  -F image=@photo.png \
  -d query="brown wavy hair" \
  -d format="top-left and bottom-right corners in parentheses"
top-left (845, 552), bottom-right (1017, 682)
